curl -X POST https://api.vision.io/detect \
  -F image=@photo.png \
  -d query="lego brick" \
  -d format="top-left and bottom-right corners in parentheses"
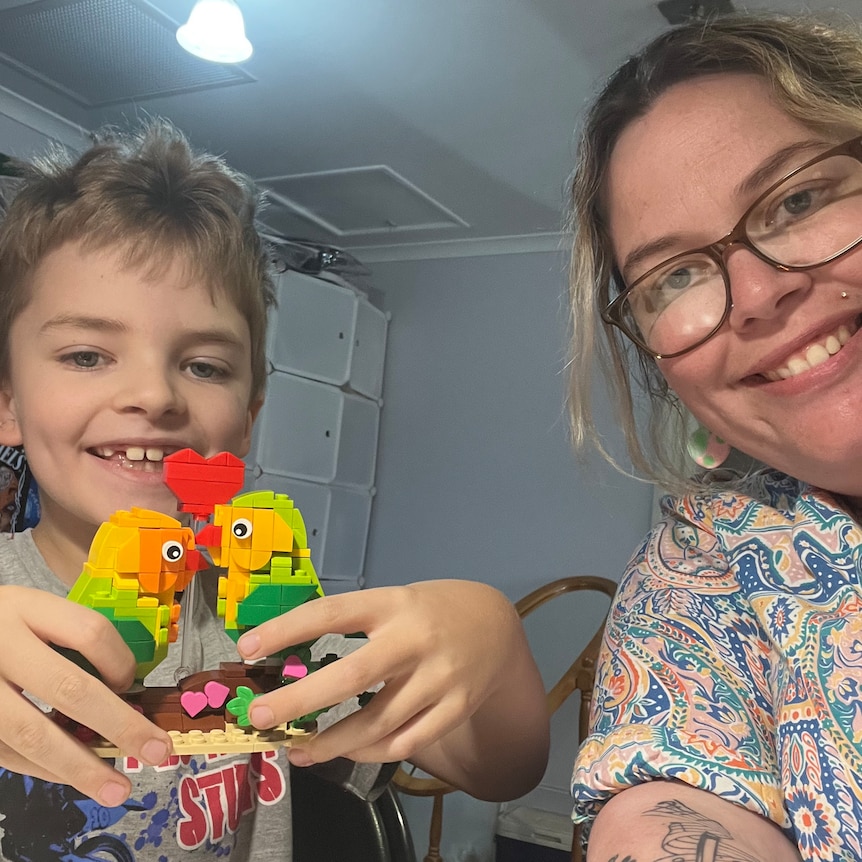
top-left (236, 602), bottom-right (279, 627)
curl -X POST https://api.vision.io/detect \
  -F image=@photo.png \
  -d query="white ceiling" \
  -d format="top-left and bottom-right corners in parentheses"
top-left (1, 0), bottom-right (861, 261)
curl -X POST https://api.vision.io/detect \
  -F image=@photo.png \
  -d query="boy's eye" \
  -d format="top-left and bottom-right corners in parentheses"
top-left (64, 351), bottom-right (102, 368)
top-left (187, 361), bottom-right (225, 379)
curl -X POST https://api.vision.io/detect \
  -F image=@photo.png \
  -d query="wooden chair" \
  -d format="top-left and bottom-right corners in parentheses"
top-left (393, 575), bottom-right (617, 862)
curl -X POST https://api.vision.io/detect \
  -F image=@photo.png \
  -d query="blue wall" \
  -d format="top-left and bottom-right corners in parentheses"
top-left (363, 249), bottom-right (654, 860)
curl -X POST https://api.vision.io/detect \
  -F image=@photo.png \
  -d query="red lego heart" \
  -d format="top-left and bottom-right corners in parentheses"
top-left (163, 449), bottom-right (245, 518)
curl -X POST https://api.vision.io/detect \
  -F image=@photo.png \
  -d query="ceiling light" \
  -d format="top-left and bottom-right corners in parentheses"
top-left (177, 0), bottom-right (253, 64)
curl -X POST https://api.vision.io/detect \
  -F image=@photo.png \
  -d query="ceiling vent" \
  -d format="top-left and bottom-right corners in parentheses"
top-left (259, 166), bottom-right (470, 238)
top-left (0, 0), bottom-right (254, 108)
top-left (657, 0), bottom-right (735, 24)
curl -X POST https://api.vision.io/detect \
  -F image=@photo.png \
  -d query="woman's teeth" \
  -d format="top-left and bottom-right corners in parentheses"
top-left (763, 324), bottom-right (855, 381)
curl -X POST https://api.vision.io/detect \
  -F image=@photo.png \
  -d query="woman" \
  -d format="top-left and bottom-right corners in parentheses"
top-left (568, 11), bottom-right (862, 861)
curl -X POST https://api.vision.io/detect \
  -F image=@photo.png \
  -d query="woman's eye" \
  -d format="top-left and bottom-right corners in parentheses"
top-left (660, 268), bottom-right (692, 291)
top-left (779, 189), bottom-right (814, 217)
top-left (765, 180), bottom-right (835, 228)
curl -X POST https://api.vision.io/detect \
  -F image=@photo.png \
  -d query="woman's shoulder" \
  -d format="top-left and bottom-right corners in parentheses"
top-left (659, 466), bottom-right (803, 526)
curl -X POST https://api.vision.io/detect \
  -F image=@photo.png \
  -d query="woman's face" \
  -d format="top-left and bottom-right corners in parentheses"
top-left (605, 73), bottom-right (862, 499)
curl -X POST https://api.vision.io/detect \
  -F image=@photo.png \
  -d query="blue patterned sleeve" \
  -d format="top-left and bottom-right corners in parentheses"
top-left (571, 493), bottom-right (789, 831)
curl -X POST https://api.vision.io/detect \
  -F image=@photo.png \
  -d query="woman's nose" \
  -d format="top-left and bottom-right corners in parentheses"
top-left (724, 245), bottom-right (813, 331)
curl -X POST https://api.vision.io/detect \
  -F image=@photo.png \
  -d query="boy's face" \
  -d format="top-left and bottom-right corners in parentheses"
top-left (0, 241), bottom-right (262, 540)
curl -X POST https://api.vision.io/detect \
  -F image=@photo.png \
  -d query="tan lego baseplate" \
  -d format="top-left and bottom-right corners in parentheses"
top-left (88, 723), bottom-right (314, 758)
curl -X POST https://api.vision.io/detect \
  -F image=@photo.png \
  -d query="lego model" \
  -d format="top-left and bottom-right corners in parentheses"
top-left (56, 450), bottom-right (349, 756)
top-left (66, 508), bottom-right (204, 682)
top-left (196, 490), bottom-right (322, 658)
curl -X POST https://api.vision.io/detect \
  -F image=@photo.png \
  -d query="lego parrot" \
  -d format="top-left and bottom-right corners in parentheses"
top-left (194, 490), bottom-right (323, 656)
top-left (66, 508), bottom-right (204, 682)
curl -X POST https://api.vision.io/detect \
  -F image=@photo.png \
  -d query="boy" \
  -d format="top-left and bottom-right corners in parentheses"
top-left (0, 120), bottom-right (550, 860)
top-left (0, 120), bottom-right (293, 858)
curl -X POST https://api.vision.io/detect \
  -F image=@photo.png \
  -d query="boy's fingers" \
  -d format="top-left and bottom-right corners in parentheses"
top-left (0, 593), bottom-right (174, 769)
top-left (288, 681), bottom-right (462, 767)
top-left (23, 592), bottom-right (139, 692)
top-left (238, 590), bottom-right (396, 660)
top-left (247, 638), bottom-right (397, 730)
top-left (0, 681), bottom-right (134, 806)
top-left (12, 639), bottom-right (173, 767)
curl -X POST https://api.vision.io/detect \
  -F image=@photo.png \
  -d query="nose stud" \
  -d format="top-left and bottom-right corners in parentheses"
top-left (841, 291), bottom-right (849, 298)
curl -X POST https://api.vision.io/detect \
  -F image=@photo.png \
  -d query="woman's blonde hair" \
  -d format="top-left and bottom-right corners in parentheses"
top-left (567, 12), bottom-right (862, 488)
top-left (0, 119), bottom-right (275, 401)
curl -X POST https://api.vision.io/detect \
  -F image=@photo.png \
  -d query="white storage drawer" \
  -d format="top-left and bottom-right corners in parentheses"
top-left (268, 270), bottom-right (357, 386)
top-left (254, 371), bottom-right (380, 489)
top-left (350, 298), bottom-right (388, 399)
top-left (255, 371), bottom-right (340, 483)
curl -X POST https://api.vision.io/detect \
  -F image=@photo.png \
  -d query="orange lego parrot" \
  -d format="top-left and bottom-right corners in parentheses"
top-left (66, 508), bottom-right (204, 682)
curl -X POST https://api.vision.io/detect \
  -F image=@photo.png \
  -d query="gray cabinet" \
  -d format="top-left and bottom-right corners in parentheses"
top-left (247, 271), bottom-right (388, 591)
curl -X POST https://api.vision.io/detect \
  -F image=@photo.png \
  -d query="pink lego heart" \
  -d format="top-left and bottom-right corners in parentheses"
top-left (205, 680), bottom-right (230, 709)
top-left (282, 655), bottom-right (309, 679)
top-left (180, 690), bottom-right (209, 718)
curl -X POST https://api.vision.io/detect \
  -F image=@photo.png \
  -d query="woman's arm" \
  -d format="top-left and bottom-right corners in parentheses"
top-left (587, 781), bottom-right (802, 861)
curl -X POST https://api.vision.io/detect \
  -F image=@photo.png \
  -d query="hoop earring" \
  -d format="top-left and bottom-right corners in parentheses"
top-left (687, 425), bottom-right (730, 469)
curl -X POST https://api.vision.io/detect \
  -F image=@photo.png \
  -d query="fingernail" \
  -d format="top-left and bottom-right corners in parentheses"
top-left (288, 749), bottom-right (313, 767)
top-left (99, 780), bottom-right (129, 807)
top-left (238, 632), bottom-right (260, 657)
top-left (249, 704), bottom-right (274, 727)
top-left (141, 738), bottom-right (169, 765)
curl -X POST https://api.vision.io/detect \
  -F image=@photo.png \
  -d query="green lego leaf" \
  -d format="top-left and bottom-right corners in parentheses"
top-left (226, 685), bottom-right (258, 727)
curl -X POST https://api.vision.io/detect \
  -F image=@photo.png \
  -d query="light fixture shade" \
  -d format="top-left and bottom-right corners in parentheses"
top-left (177, 0), bottom-right (253, 64)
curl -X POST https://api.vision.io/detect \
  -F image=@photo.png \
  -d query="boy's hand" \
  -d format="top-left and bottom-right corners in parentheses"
top-left (0, 585), bottom-right (173, 805)
top-left (237, 579), bottom-right (550, 799)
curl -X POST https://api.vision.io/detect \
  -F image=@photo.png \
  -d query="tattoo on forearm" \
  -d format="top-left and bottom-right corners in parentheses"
top-left (604, 800), bottom-right (758, 862)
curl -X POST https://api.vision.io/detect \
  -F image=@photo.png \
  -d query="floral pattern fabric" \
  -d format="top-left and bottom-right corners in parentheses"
top-left (571, 469), bottom-right (862, 861)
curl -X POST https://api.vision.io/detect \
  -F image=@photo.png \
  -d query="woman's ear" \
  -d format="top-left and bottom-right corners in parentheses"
top-left (0, 390), bottom-right (22, 447)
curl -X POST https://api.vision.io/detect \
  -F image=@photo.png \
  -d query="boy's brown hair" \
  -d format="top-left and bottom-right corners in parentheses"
top-left (0, 119), bottom-right (275, 401)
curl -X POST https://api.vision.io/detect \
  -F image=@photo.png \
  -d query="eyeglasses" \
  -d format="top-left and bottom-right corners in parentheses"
top-left (602, 135), bottom-right (862, 358)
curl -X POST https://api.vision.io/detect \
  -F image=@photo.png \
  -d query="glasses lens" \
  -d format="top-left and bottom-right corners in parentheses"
top-left (619, 253), bottom-right (726, 355)
top-left (611, 147), bottom-right (862, 357)
top-left (747, 153), bottom-right (862, 266)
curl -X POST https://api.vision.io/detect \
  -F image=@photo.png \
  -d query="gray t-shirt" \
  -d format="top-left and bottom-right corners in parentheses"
top-left (0, 529), bottom-right (294, 861)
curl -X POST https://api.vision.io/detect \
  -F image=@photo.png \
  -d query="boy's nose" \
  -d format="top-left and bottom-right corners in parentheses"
top-left (725, 246), bottom-right (813, 331)
top-left (113, 368), bottom-right (186, 418)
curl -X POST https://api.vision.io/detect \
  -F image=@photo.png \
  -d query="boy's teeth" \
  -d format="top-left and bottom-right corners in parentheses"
top-left (96, 446), bottom-right (166, 461)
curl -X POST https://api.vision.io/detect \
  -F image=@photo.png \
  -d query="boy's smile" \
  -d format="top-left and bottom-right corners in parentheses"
top-left (90, 445), bottom-right (178, 473)
top-left (0, 240), bottom-right (261, 583)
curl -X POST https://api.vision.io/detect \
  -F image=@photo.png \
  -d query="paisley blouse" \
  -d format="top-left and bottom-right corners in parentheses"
top-left (572, 469), bottom-right (862, 861)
